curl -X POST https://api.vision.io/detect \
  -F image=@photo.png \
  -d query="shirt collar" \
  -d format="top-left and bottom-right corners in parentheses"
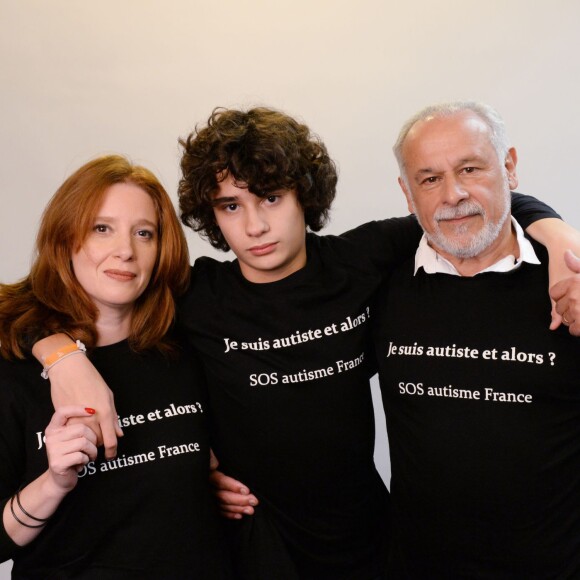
top-left (414, 217), bottom-right (541, 276)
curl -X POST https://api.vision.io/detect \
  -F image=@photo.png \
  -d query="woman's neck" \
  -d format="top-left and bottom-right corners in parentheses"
top-left (95, 308), bottom-right (132, 346)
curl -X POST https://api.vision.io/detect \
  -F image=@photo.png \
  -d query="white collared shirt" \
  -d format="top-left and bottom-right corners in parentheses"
top-left (414, 217), bottom-right (541, 276)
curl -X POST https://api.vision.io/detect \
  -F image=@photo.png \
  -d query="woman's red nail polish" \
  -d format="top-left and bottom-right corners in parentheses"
top-left (85, 407), bottom-right (96, 415)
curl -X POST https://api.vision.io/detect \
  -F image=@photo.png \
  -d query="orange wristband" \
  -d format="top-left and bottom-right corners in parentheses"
top-left (41, 340), bottom-right (86, 379)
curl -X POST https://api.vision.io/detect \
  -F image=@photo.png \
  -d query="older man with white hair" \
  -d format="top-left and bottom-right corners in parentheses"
top-left (374, 101), bottom-right (580, 577)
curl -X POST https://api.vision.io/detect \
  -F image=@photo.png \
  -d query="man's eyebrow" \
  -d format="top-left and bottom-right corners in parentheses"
top-left (211, 196), bottom-right (238, 207)
top-left (412, 156), bottom-right (487, 180)
top-left (412, 168), bottom-right (438, 181)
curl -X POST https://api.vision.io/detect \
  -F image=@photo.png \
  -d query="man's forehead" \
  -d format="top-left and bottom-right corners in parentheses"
top-left (403, 112), bottom-right (494, 164)
top-left (407, 111), bottom-right (490, 143)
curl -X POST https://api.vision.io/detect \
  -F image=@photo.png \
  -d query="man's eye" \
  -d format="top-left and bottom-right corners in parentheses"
top-left (463, 167), bottom-right (477, 174)
top-left (422, 176), bottom-right (438, 184)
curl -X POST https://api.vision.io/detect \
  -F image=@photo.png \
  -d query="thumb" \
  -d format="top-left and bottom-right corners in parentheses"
top-left (209, 448), bottom-right (219, 471)
top-left (564, 249), bottom-right (580, 273)
top-left (550, 302), bottom-right (562, 331)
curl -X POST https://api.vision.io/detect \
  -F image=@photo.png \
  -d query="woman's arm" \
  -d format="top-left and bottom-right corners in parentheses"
top-left (32, 336), bottom-right (122, 459)
top-left (2, 407), bottom-right (97, 548)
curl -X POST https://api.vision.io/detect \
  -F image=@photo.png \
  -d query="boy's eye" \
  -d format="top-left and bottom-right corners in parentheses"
top-left (265, 195), bottom-right (280, 204)
top-left (225, 203), bottom-right (239, 212)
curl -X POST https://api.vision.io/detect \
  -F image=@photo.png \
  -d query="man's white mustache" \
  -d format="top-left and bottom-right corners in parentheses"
top-left (435, 201), bottom-right (484, 222)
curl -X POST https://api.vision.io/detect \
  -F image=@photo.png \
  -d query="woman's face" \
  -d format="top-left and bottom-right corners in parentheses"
top-left (71, 182), bottom-right (158, 318)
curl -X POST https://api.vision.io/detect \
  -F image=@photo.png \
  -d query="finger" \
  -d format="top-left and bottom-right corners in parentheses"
top-left (219, 504), bottom-right (256, 517)
top-left (549, 302), bottom-right (562, 331)
top-left (46, 421), bottom-right (99, 446)
top-left (56, 451), bottom-right (92, 473)
top-left (209, 448), bottom-right (219, 471)
top-left (550, 279), bottom-right (569, 303)
top-left (564, 249), bottom-right (580, 273)
top-left (100, 418), bottom-right (120, 460)
top-left (48, 434), bottom-right (98, 457)
top-left (47, 406), bottom-right (97, 430)
top-left (215, 489), bottom-right (259, 508)
top-left (209, 471), bottom-right (251, 495)
top-left (219, 509), bottom-right (243, 520)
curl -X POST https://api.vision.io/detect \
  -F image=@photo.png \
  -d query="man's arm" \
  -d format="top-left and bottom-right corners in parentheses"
top-left (32, 335), bottom-right (122, 459)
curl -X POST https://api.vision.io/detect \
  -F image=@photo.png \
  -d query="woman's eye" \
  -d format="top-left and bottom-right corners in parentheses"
top-left (93, 224), bottom-right (108, 233)
top-left (136, 230), bottom-right (154, 239)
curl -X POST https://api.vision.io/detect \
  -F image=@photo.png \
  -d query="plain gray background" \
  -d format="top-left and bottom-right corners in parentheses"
top-left (1, 0), bottom-right (579, 575)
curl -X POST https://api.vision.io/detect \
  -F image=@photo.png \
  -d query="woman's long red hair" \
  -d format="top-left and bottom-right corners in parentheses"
top-left (0, 155), bottom-right (190, 359)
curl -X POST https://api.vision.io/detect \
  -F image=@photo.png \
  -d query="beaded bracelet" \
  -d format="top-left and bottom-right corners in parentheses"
top-left (41, 340), bottom-right (86, 379)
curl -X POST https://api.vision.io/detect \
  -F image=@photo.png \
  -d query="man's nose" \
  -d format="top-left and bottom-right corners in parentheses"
top-left (442, 176), bottom-right (469, 205)
top-left (245, 207), bottom-right (269, 237)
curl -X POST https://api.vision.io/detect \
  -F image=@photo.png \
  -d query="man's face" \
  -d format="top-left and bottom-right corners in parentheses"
top-left (212, 175), bottom-right (307, 283)
top-left (398, 111), bottom-right (518, 260)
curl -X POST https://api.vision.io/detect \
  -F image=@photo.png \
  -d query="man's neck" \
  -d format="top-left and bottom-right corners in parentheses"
top-left (433, 219), bottom-right (519, 277)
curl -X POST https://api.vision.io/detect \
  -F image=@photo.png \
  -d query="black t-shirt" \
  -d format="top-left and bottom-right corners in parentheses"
top-left (373, 240), bottom-right (580, 578)
top-left (177, 194), bottom-right (559, 579)
top-left (0, 341), bottom-right (232, 579)
top-left (179, 217), bottom-right (422, 579)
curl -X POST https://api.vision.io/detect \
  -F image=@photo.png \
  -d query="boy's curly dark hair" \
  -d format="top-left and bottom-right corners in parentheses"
top-left (178, 107), bottom-right (338, 251)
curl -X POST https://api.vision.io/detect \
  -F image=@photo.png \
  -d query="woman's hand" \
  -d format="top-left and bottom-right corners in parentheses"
top-left (45, 406), bottom-right (99, 493)
top-left (33, 334), bottom-right (123, 459)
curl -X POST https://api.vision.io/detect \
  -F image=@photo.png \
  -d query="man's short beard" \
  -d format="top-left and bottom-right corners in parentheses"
top-left (414, 189), bottom-right (511, 259)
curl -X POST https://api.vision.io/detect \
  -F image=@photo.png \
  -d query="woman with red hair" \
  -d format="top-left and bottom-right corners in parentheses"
top-left (0, 155), bottom-right (231, 578)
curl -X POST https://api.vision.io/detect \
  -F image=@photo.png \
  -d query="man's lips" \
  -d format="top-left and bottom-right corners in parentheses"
top-left (104, 270), bottom-right (137, 281)
top-left (437, 211), bottom-right (481, 226)
top-left (248, 242), bottom-right (278, 256)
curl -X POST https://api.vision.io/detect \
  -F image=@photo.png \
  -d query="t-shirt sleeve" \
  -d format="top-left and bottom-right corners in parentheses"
top-left (511, 191), bottom-right (561, 229)
top-left (0, 363), bottom-right (28, 562)
top-left (0, 505), bottom-right (19, 563)
top-left (339, 215), bottom-right (422, 271)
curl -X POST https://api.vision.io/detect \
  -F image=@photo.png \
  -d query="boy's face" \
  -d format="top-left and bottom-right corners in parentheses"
top-left (212, 175), bottom-right (307, 283)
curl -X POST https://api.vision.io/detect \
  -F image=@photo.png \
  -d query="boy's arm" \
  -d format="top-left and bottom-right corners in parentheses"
top-left (209, 468), bottom-right (259, 519)
top-left (511, 193), bottom-right (580, 335)
top-left (550, 250), bottom-right (580, 335)
top-left (32, 335), bottom-right (122, 459)
top-left (524, 218), bottom-right (580, 334)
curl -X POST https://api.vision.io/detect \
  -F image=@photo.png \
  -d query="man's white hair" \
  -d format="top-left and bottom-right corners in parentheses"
top-left (393, 101), bottom-right (510, 186)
